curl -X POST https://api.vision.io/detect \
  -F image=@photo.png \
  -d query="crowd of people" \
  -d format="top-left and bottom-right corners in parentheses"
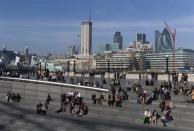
top-left (3, 71), bottom-right (194, 128)
top-left (55, 91), bottom-right (88, 117)
top-left (6, 91), bottom-right (21, 103)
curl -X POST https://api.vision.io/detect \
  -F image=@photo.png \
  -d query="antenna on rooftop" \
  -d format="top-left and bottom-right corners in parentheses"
top-left (89, 7), bottom-right (93, 22)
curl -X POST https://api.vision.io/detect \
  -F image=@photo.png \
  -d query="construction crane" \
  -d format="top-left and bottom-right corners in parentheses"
top-left (164, 21), bottom-right (176, 72)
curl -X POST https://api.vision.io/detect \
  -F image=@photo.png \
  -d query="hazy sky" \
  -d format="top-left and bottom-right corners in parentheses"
top-left (0, 0), bottom-right (194, 55)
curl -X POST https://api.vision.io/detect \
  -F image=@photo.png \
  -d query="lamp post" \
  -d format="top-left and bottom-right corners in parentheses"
top-left (39, 62), bottom-right (42, 76)
top-left (165, 55), bottom-right (170, 81)
top-left (107, 58), bottom-right (110, 80)
top-left (73, 60), bottom-right (76, 77)
top-left (67, 60), bottom-right (70, 77)
top-left (165, 55), bottom-right (169, 74)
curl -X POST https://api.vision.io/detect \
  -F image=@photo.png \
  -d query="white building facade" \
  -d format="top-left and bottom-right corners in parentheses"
top-left (80, 21), bottom-right (92, 56)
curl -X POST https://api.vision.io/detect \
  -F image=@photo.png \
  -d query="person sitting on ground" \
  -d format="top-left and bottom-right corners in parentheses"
top-left (159, 100), bottom-right (166, 112)
top-left (46, 94), bottom-right (52, 104)
top-left (36, 101), bottom-right (43, 114)
top-left (190, 86), bottom-right (194, 103)
top-left (12, 93), bottom-right (16, 102)
top-left (16, 93), bottom-right (21, 102)
top-left (115, 94), bottom-right (122, 107)
top-left (151, 109), bottom-right (160, 125)
top-left (6, 91), bottom-right (12, 102)
top-left (92, 94), bottom-right (97, 104)
top-left (144, 109), bottom-right (151, 124)
top-left (161, 106), bottom-right (173, 127)
top-left (95, 81), bottom-right (100, 87)
top-left (41, 103), bottom-right (47, 115)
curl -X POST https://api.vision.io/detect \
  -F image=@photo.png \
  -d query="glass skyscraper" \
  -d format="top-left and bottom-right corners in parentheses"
top-left (159, 28), bottom-right (173, 50)
top-left (114, 32), bottom-right (123, 49)
top-left (155, 30), bottom-right (161, 51)
top-left (136, 33), bottom-right (146, 44)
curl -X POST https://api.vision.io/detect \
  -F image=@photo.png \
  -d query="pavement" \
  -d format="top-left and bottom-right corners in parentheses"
top-left (0, 78), bottom-right (194, 131)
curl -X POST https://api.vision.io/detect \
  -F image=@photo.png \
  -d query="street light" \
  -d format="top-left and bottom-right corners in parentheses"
top-left (107, 58), bottom-right (110, 80)
top-left (67, 60), bottom-right (70, 77)
top-left (165, 55), bottom-right (169, 73)
top-left (73, 60), bottom-right (76, 77)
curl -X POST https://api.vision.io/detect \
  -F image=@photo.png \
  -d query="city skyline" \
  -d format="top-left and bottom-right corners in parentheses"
top-left (0, 0), bottom-right (194, 55)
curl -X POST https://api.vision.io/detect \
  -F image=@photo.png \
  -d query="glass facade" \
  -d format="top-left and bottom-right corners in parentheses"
top-left (159, 28), bottom-right (173, 50)
top-left (144, 49), bottom-right (194, 72)
top-left (155, 30), bottom-right (161, 51)
top-left (137, 33), bottom-right (146, 44)
top-left (114, 32), bottom-right (123, 49)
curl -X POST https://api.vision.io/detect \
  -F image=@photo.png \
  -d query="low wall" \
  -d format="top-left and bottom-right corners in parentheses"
top-left (0, 77), bottom-right (109, 102)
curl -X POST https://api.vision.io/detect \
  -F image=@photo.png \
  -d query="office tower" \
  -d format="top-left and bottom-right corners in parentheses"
top-left (159, 28), bottom-right (173, 50)
top-left (114, 32), bottom-right (123, 49)
top-left (155, 30), bottom-right (161, 51)
top-left (136, 33), bottom-right (146, 44)
top-left (109, 43), bottom-right (120, 52)
top-left (80, 21), bottom-right (92, 56)
top-left (67, 45), bottom-right (76, 57)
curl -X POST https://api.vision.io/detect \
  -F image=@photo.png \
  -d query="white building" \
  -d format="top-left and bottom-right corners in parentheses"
top-left (80, 21), bottom-right (92, 56)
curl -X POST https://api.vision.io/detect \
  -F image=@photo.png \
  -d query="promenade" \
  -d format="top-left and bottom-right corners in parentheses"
top-left (0, 76), bottom-right (194, 131)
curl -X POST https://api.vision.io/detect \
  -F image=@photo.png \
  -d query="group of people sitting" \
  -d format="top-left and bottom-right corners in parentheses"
top-left (144, 109), bottom-right (160, 125)
top-left (6, 91), bottom-right (21, 103)
top-left (36, 101), bottom-right (48, 115)
top-left (144, 106), bottom-right (173, 127)
top-left (108, 79), bottom-right (128, 107)
top-left (36, 94), bottom-right (51, 115)
top-left (55, 91), bottom-right (88, 117)
top-left (92, 93), bottom-right (105, 105)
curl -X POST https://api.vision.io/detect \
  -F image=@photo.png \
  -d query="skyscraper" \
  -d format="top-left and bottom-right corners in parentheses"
top-left (155, 30), bottom-right (161, 51)
top-left (159, 28), bottom-right (172, 50)
top-left (114, 32), bottom-right (123, 49)
top-left (80, 21), bottom-right (92, 56)
top-left (136, 33), bottom-right (146, 44)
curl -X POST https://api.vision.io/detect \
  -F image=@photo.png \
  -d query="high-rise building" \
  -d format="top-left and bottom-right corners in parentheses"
top-left (97, 43), bottom-right (110, 54)
top-left (155, 30), bottom-right (161, 51)
top-left (80, 21), bottom-right (92, 56)
top-left (136, 33), bottom-right (146, 44)
top-left (114, 32), bottom-right (123, 49)
top-left (109, 43), bottom-right (120, 52)
top-left (67, 45), bottom-right (77, 57)
top-left (159, 28), bottom-right (172, 50)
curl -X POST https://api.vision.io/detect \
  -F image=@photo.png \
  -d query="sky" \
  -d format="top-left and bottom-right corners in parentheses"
top-left (0, 0), bottom-right (194, 55)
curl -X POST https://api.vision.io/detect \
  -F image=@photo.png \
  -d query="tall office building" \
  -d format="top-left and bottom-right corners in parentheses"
top-left (80, 21), bottom-right (92, 56)
top-left (67, 45), bottom-right (77, 57)
top-left (114, 32), bottom-right (123, 49)
top-left (136, 33), bottom-right (146, 44)
top-left (159, 28), bottom-right (172, 50)
top-left (155, 30), bottom-right (161, 51)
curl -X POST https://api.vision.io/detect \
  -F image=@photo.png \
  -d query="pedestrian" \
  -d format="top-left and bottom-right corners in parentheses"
top-left (144, 109), bottom-right (151, 124)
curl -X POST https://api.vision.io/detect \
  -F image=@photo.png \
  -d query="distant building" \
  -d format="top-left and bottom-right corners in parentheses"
top-left (0, 49), bottom-right (17, 66)
top-left (67, 45), bottom-right (77, 57)
top-left (129, 41), bottom-right (152, 51)
top-left (136, 33), bottom-right (146, 44)
top-left (155, 27), bottom-right (173, 51)
top-left (109, 43), bottom-right (120, 52)
top-left (97, 44), bottom-right (109, 54)
top-left (96, 52), bottom-right (137, 71)
top-left (114, 32), bottom-right (123, 49)
top-left (144, 49), bottom-right (194, 71)
top-left (159, 28), bottom-right (173, 50)
top-left (80, 21), bottom-right (92, 56)
top-left (96, 43), bottom-right (120, 54)
top-left (155, 30), bottom-right (161, 51)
